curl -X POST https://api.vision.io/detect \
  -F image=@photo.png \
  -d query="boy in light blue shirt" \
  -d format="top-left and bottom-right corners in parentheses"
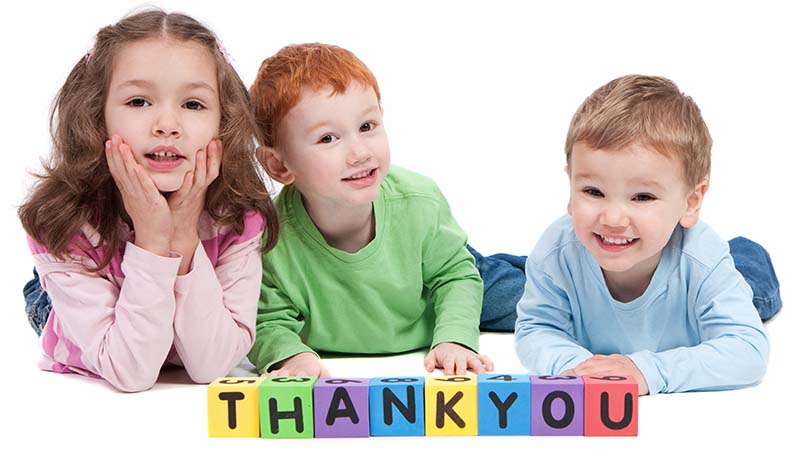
top-left (514, 75), bottom-right (770, 395)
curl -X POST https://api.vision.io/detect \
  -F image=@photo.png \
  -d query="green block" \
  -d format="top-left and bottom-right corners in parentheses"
top-left (258, 376), bottom-right (317, 438)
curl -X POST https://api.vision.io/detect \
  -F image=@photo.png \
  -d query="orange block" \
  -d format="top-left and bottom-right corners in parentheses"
top-left (582, 375), bottom-right (638, 436)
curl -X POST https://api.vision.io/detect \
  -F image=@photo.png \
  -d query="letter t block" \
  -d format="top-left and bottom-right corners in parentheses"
top-left (208, 377), bottom-right (265, 438)
top-left (424, 376), bottom-right (477, 436)
top-left (583, 375), bottom-right (638, 436)
top-left (314, 378), bottom-right (370, 438)
top-left (258, 376), bottom-right (317, 438)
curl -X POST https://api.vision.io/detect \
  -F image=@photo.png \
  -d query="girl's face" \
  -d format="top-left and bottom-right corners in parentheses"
top-left (104, 38), bottom-right (221, 192)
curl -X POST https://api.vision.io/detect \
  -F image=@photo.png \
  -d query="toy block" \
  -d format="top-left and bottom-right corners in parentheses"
top-left (477, 374), bottom-right (531, 436)
top-left (313, 378), bottom-right (370, 438)
top-left (530, 375), bottom-right (584, 436)
top-left (583, 375), bottom-right (638, 436)
top-left (207, 377), bottom-right (265, 438)
top-left (258, 376), bottom-right (317, 438)
top-left (424, 376), bottom-right (478, 436)
top-left (369, 376), bottom-right (425, 436)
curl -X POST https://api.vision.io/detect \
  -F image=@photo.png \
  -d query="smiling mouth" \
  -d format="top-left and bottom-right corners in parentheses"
top-left (596, 234), bottom-right (638, 245)
top-left (146, 151), bottom-right (185, 161)
top-left (343, 168), bottom-right (376, 181)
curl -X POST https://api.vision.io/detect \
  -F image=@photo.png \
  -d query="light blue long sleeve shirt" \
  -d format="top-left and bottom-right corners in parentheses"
top-left (514, 215), bottom-right (769, 395)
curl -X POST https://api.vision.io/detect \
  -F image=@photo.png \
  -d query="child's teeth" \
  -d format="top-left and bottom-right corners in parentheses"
top-left (602, 235), bottom-right (634, 245)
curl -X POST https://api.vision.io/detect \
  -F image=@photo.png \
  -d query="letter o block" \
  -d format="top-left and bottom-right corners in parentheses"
top-left (425, 376), bottom-right (478, 436)
top-left (530, 375), bottom-right (584, 436)
top-left (583, 375), bottom-right (638, 436)
top-left (258, 376), bottom-right (317, 438)
top-left (369, 376), bottom-right (425, 436)
top-left (314, 378), bottom-right (370, 438)
top-left (208, 377), bottom-right (265, 438)
top-left (478, 374), bottom-right (532, 436)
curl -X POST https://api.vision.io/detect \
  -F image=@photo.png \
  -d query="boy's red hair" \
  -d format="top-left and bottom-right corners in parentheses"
top-left (250, 43), bottom-right (381, 147)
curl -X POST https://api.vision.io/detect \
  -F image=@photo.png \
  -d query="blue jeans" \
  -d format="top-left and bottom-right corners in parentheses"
top-left (470, 236), bottom-right (782, 332)
top-left (24, 268), bottom-right (52, 336)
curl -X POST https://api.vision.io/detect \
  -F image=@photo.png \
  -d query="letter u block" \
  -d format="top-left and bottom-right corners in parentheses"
top-left (208, 377), bottom-right (265, 438)
top-left (530, 375), bottom-right (584, 436)
top-left (369, 376), bottom-right (425, 436)
top-left (314, 378), bottom-right (370, 438)
top-left (424, 376), bottom-right (477, 436)
top-left (258, 376), bottom-right (317, 438)
top-left (583, 375), bottom-right (638, 436)
top-left (477, 374), bottom-right (531, 436)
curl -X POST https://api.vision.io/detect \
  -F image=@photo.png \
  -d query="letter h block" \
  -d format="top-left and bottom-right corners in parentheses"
top-left (258, 376), bottom-right (317, 438)
top-left (530, 375), bottom-right (584, 436)
top-left (369, 376), bottom-right (425, 436)
top-left (207, 377), bottom-right (265, 438)
top-left (583, 375), bottom-right (638, 436)
top-left (424, 376), bottom-right (477, 436)
top-left (314, 378), bottom-right (370, 438)
top-left (477, 374), bottom-right (531, 436)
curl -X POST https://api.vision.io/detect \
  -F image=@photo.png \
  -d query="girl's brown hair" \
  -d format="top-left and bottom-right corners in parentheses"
top-left (19, 9), bottom-right (278, 270)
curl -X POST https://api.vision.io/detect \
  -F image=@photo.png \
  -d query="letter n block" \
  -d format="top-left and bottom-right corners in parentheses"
top-left (369, 376), bottom-right (425, 436)
top-left (530, 375), bottom-right (584, 436)
top-left (424, 376), bottom-right (477, 436)
top-left (583, 375), bottom-right (638, 436)
top-left (208, 377), bottom-right (265, 438)
top-left (314, 378), bottom-right (370, 438)
top-left (477, 374), bottom-right (531, 436)
top-left (258, 376), bottom-right (317, 438)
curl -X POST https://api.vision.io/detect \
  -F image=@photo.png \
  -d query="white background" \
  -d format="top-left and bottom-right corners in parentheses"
top-left (1, 0), bottom-right (797, 460)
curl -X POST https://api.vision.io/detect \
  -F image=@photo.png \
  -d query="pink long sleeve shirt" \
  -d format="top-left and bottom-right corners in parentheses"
top-left (27, 211), bottom-right (265, 392)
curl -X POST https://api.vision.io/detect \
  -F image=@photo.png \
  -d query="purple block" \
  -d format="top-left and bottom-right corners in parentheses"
top-left (531, 375), bottom-right (584, 436)
top-left (313, 378), bottom-right (370, 438)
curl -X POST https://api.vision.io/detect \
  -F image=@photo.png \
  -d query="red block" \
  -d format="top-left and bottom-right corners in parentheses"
top-left (582, 375), bottom-right (638, 436)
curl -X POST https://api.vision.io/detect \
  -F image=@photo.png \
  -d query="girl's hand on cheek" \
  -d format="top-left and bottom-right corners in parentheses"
top-left (105, 135), bottom-right (172, 256)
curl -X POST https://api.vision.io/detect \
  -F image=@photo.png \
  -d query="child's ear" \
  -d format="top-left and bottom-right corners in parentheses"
top-left (257, 146), bottom-right (295, 185)
top-left (679, 179), bottom-right (709, 228)
top-left (565, 164), bottom-right (574, 216)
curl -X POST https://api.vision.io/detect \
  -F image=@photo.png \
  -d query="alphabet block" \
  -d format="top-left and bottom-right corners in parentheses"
top-left (369, 376), bottom-right (425, 436)
top-left (424, 376), bottom-right (478, 436)
top-left (530, 375), bottom-right (584, 436)
top-left (207, 377), bottom-right (265, 438)
top-left (258, 376), bottom-right (317, 438)
top-left (477, 374), bottom-right (531, 436)
top-left (314, 378), bottom-right (370, 438)
top-left (583, 375), bottom-right (638, 436)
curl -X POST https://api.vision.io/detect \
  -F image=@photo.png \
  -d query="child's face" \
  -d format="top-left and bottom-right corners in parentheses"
top-left (104, 38), bottom-right (221, 192)
top-left (274, 82), bottom-right (390, 211)
top-left (567, 142), bottom-right (705, 279)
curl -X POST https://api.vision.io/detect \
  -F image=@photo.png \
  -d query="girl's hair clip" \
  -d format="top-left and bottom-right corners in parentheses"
top-left (218, 42), bottom-right (231, 64)
top-left (85, 46), bottom-right (96, 62)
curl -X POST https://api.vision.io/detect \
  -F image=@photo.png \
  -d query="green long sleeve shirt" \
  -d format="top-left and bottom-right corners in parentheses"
top-left (248, 166), bottom-right (483, 373)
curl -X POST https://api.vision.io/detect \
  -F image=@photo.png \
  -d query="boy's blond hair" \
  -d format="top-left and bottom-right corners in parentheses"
top-left (565, 75), bottom-right (712, 187)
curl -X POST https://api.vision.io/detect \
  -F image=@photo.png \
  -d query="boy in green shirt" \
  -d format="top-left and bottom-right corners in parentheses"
top-left (247, 43), bottom-right (494, 377)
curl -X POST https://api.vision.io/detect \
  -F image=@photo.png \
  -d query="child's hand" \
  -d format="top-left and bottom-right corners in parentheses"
top-left (564, 354), bottom-right (649, 395)
top-left (424, 342), bottom-right (494, 375)
top-left (264, 352), bottom-right (330, 378)
top-left (105, 135), bottom-right (172, 257)
top-left (167, 138), bottom-right (222, 274)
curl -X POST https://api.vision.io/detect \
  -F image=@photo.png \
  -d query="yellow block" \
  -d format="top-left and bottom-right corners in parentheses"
top-left (208, 377), bottom-right (265, 437)
top-left (424, 376), bottom-right (478, 436)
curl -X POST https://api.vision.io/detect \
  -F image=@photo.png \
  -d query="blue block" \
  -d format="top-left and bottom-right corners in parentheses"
top-left (477, 374), bottom-right (532, 436)
top-left (369, 376), bottom-right (425, 436)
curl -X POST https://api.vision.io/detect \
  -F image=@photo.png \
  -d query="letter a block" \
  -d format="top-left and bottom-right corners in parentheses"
top-left (314, 378), bottom-right (370, 438)
top-left (531, 375), bottom-right (584, 436)
top-left (583, 375), bottom-right (638, 436)
top-left (208, 377), bottom-right (265, 438)
top-left (258, 376), bottom-right (317, 438)
top-left (478, 374), bottom-right (531, 436)
top-left (369, 376), bottom-right (425, 436)
top-left (425, 376), bottom-right (477, 436)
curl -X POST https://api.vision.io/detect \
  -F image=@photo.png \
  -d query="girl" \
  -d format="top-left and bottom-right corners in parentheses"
top-left (18, 9), bottom-right (278, 392)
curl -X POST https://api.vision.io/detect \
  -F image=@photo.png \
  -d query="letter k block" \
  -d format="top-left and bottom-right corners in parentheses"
top-left (424, 376), bottom-right (477, 436)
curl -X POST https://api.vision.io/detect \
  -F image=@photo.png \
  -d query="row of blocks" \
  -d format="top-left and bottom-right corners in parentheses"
top-left (208, 374), bottom-right (638, 438)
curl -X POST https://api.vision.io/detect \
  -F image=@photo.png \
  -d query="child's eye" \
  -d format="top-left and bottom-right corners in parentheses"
top-left (633, 193), bottom-right (656, 202)
top-left (318, 134), bottom-right (339, 144)
top-left (183, 100), bottom-right (206, 111)
top-left (360, 122), bottom-right (375, 132)
top-left (583, 187), bottom-right (603, 197)
top-left (126, 98), bottom-right (150, 108)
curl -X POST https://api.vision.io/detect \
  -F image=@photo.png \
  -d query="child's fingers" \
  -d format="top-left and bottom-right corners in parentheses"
top-left (319, 365), bottom-right (332, 378)
top-left (454, 356), bottom-right (467, 376)
top-left (423, 351), bottom-right (436, 372)
top-left (206, 138), bottom-right (222, 183)
top-left (192, 149), bottom-right (207, 190)
top-left (442, 355), bottom-right (456, 376)
top-left (466, 355), bottom-right (487, 374)
top-left (169, 171), bottom-right (194, 205)
top-left (478, 353), bottom-right (494, 372)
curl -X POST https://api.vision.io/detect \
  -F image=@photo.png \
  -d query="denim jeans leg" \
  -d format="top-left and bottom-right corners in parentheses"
top-left (729, 237), bottom-right (782, 321)
top-left (23, 268), bottom-right (53, 336)
top-left (468, 245), bottom-right (527, 332)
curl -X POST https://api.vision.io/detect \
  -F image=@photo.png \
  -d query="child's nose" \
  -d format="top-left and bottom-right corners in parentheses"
top-left (152, 107), bottom-right (181, 137)
top-left (600, 203), bottom-right (630, 228)
top-left (347, 139), bottom-right (371, 164)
